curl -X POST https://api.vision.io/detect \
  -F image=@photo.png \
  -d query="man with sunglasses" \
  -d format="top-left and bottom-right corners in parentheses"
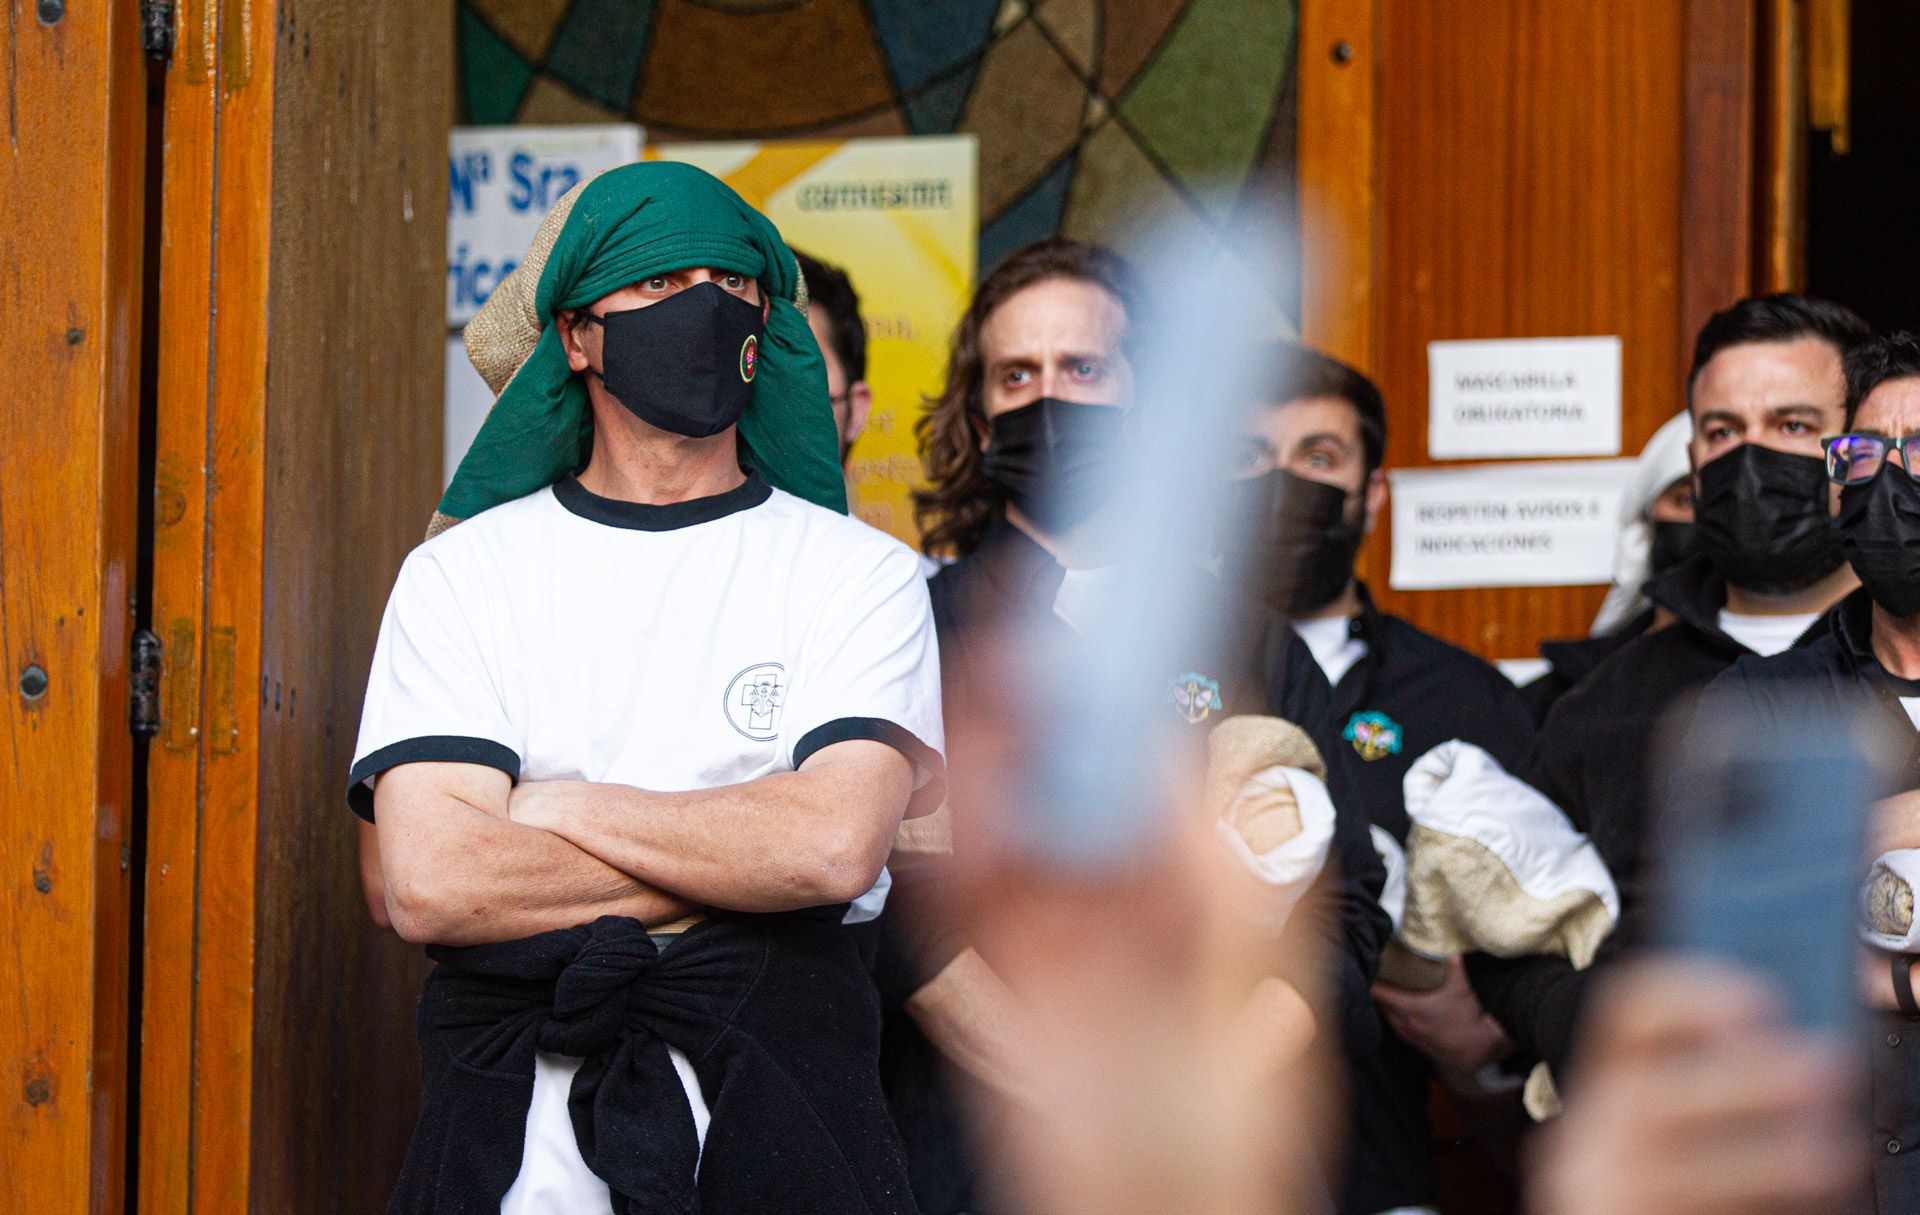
top-left (1425, 296), bottom-right (1869, 1088)
top-left (1679, 330), bottom-right (1920, 1211)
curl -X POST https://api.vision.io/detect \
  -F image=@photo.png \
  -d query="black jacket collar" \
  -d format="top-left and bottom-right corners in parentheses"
top-left (1828, 588), bottom-right (1920, 696)
top-left (1641, 559), bottom-right (1732, 639)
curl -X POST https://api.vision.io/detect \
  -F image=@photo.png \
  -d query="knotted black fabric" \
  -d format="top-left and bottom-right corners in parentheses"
top-left (388, 911), bottom-right (916, 1215)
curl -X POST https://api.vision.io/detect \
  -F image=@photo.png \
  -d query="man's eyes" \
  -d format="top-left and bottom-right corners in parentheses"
top-left (1071, 360), bottom-right (1103, 381)
top-left (643, 277), bottom-right (671, 291)
top-left (1004, 368), bottom-right (1033, 386)
top-left (723, 274), bottom-right (747, 291)
top-left (1781, 420), bottom-right (1813, 435)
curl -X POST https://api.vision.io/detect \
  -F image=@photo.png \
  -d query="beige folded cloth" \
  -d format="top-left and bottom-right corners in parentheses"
top-left (1385, 741), bottom-right (1618, 981)
top-left (1204, 716), bottom-right (1336, 929)
top-left (1864, 848), bottom-right (1920, 952)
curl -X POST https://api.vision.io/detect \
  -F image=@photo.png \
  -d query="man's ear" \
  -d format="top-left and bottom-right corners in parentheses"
top-left (1362, 467), bottom-right (1388, 536)
top-left (557, 309), bottom-right (592, 374)
top-left (846, 381), bottom-right (873, 447)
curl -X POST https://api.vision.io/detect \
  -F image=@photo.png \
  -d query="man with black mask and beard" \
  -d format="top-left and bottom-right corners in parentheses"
top-left (1393, 295), bottom-right (1867, 1110)
top-left (889, 239), bottom-right (1390, 1214)
top-left (1680, 329), bottom-right (1920, 1211)
top-left (1233, 344), bottom-right (1534, 1215)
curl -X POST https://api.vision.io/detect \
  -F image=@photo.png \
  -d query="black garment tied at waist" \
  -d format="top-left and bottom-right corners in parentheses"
top-left (389, 911), bottom-right (916, 1215)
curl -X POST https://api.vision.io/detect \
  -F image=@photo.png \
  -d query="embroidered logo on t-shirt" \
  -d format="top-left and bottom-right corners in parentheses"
top-left (1170, 672), bottom-right (1222, 725)
top-left (724, 661), bottom-right (785, 741)
top-left (1343, 710), bottom-right (1403, 762)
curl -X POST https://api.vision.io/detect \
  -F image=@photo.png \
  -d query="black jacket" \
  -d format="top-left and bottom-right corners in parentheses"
top-left (390, 911), bottom-right (914, 1215)
top-left (1518, 608), bottom-right (1655, 725)
top-left (882, 520), bottom-right (1391, 1213)
top-left (1325, 584), bottom-right (1536, 1215)
top-left (1468, 560), bottom-right (1827, 1073)
top-left (1698, 590), bottom-right (1920, 1214)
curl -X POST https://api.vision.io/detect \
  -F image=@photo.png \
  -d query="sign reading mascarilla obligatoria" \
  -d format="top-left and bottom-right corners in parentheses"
top-left (1427, 336), bottom-right (1623, 460)
top-left (649, 136), bottom-right (978, 548)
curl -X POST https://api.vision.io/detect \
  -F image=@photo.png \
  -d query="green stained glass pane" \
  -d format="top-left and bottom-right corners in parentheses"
top-left (459, 4), bottom-right (535, 125)
top-left (1117, 0), bottom-right (1295, 215)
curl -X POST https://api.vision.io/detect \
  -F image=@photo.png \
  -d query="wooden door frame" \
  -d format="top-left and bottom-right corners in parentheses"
top-left (140, 1), bottom-right (276, 1209)
top-left (0, 2), bottom-right (149, 1210)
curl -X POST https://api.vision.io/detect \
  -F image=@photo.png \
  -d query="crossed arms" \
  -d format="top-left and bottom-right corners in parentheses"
top-left (372, 738), bottom-right (915, 945)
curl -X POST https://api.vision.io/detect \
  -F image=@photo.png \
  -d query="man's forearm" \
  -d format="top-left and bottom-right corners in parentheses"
top-left (510, 748), bottom-right (910, 913)
top-left (379, 795), bottom-right (690, 945)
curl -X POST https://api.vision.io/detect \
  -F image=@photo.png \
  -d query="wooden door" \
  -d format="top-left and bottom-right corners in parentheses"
top-left (0, 2), bottom-right (149, 1210)
top-left (137, 0), bottom-right (449, 1210)
top-left (1297, 0), bottom-right (1782, 661)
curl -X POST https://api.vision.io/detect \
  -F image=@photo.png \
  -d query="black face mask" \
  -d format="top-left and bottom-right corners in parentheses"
top-left (1647, 519), bottom-right (1698, 578)
top-left (1836, 466), bottom-right (1920, 617)
top-left (581, 281), bottom-right (764, 438)
top-left (1234, 469), bottom-right (1365, 616)
top-left (1692, 444), bottom-right (1844, 594)
top-left (981, 398), bottom-right (1125, 532)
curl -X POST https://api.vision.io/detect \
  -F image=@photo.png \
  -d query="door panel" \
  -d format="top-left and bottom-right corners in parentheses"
top-left (0, 3), bottom-right (148, 1211)
top-left (1299, 0), bottom-right (1769, 660)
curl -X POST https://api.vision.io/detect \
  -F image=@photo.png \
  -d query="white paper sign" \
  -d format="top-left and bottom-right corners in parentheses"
top-left (447, 124), bottom-right (642, 327)
top-left (1427, 336), bottom-right (1622, 459)
top-left (1388, 459), bottom-right (1635, 590)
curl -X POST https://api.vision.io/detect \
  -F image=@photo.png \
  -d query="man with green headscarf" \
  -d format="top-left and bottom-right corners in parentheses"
top-left (347, 162), bottom-right (944, 1214)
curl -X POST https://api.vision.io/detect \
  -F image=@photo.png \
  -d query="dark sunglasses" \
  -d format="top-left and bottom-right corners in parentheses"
top-left (1822, 433), bottom-right (1920, 485)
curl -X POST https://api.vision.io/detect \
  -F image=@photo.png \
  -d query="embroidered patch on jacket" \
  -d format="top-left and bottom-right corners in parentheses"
top-left (740, 333), bottom-right (758, 382)
top-left (1343, 710), bottom-right (1403, 761)
top-left (1171, 672), bottom-right (1223, 725)
top-left (724, 661), bottom-right (785, 740)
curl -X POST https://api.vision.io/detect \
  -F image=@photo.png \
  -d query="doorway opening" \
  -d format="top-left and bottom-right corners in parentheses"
top-left (1806, 0), bottom-right (1920, 334)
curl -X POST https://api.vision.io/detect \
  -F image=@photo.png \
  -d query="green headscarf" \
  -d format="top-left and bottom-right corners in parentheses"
top-left (437, 161), bottom-right (845, 532)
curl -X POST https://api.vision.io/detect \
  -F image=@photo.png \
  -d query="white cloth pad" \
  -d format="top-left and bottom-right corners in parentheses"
top-left (1396, 740), bottom-right (1619, 967)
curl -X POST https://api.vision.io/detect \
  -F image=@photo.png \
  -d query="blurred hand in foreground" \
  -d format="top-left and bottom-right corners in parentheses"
top-left (935, 678), bottom-right (1332, 1215)
top-left (1528, 957), bottom-right (1862, 1215)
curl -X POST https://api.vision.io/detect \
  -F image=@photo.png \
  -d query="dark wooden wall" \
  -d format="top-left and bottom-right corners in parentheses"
top-left (251, 0), bottom-right (450, 1208)
top-left (0, 2), bottom-right (147, 1209)
top-left (1299, 0), bottom-right (1769, 660)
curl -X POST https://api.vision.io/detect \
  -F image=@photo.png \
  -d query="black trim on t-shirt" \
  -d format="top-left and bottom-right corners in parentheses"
top-left (793, 716), bottom-right (947, 816)
top-left (552, 471), bottom-right (772, 531)
top-left (346, 734), bottom-right (521, 822)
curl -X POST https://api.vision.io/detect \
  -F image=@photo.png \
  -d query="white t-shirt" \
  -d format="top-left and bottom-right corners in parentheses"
top-left (1717, 609), bottom-right (1820, 658)
top-left (1292, 614), bottom-right (1369, 688)
top-left (350, 472), bottom-right (944, 1213)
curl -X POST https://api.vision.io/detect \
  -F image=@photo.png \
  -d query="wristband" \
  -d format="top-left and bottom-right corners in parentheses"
top-left (1894, 953), bottom-right (1920, 1021)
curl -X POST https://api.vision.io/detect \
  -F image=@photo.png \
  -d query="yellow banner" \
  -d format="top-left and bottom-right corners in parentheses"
top-left (648, 136), bottom-right (978, 547)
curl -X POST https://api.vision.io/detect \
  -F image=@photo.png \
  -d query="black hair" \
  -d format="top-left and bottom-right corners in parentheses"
top-left (1844, 331), bottom-right (1920, 426)
top-left (1686, 292), bottom-right (1870, 407)
top-left (1267, 342), bottom-right (1387, 475)
top-left (793, 249), bottom-right (866, 385)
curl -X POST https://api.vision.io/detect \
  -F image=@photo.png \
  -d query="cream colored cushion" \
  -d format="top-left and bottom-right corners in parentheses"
top-left (1204, 716), bottom-right (1336, 929)
top-left (1396, 740), bottom-right (1619, 969)
top-left (1863, 848), bottom-right (1920, 953)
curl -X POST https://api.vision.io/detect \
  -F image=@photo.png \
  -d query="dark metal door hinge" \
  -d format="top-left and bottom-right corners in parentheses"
top-left (130, 628), bottom-right (162, 737)
top-left (141, 0), bottom-right (175, 64)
